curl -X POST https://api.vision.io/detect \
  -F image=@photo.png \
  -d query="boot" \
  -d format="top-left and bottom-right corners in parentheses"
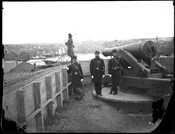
top-left (113, 86), bottom-right (118, 95)
top-left (110, 88), bottom-right (113, 94)
top-left (113, 92), bottom-right (118, 95)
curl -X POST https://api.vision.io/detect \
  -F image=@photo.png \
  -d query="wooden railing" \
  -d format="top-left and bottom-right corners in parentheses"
top-left (3, 65), bottom-right (71, 132)
top-left (3, 59), bottom-right (112, 132)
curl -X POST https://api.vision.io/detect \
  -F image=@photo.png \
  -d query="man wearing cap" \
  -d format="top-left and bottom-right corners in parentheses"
top-left (90, 51), bottom-right (105, 96)
top-left (108, 49), bottom-right (122, 95)
top-left (65, 33), bottom-right (75, 61)
top-left (67, 55), bottom-right (84, 100)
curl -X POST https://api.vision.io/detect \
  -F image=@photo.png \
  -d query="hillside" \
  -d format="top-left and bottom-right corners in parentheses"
top-left (3, 37), bottom-right (174, 60)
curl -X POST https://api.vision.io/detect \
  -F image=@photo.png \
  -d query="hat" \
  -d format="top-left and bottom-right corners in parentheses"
top-left (95, 51), bottom-right (100, 54)
top-left (112, 49), bottom-right (117, 53)
top-left (72, 55), bottom-right (77, 59)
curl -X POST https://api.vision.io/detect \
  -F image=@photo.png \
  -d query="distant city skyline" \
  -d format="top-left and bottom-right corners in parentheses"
top-left (2, 1), bottom-right (174, 44)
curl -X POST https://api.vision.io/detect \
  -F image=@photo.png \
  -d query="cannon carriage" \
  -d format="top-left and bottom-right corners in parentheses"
top-left (102, 41), bottom-right (173, 99)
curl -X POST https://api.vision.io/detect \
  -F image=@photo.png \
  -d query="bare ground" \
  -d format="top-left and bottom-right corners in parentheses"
top-left (45, 84), bottom-right (160, 133)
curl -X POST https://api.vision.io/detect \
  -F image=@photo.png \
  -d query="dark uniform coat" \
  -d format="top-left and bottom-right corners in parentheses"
top-left (67, 62), bottom-right (83, 88)
top-left (65, 38), bottom-right (74, 58)
top-left (90, 57), bottom-right (105, 83)
top-left (108, 56), bottom-right (122, 84)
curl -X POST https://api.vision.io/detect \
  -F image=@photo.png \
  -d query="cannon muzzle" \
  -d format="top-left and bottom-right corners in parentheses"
top-left (102, 41), bottom-right (157, 61)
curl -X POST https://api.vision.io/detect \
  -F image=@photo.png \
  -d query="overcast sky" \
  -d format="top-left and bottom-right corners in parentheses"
top-left (2, 1), bottom-right (174, 44)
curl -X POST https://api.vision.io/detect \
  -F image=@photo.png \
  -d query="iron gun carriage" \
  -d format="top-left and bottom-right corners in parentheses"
top-left (102, 41), bottom-right (172, 99)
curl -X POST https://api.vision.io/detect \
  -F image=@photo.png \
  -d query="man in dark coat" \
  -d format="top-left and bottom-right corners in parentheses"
top-left (67, 55), bottom-right (84, 100)
top-left (90, 51), bottom-right (105, 96)
top-left (65, 33), bottom-right (75, 62)
top-left (149, 98), bottom-right (165, 125)
top-left (108, 49), bottom-right (122, 95)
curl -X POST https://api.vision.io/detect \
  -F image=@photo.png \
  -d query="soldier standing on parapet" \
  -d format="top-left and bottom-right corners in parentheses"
top-left (67, 55), bottom-right (84, 100)
top-left (65, 33), bottom-right (75, 62)
top-left (90, 51), bottom-right (105, 96)
top-left (108, 49), bottom-right (122, 95)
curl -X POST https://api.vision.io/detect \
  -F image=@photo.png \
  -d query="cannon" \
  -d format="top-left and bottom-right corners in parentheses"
top-left (102, 41), bottom-right (173, 99)
top-left (103, 41), bottom-right (157, 66)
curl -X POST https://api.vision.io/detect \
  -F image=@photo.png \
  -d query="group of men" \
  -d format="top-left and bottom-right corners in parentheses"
top-left (90, 50), bottom-right (122, 96)
top-left (65, 33), bottom-right (122, 100)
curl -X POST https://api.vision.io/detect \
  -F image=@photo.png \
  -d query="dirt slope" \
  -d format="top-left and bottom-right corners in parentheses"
top-left (3, 66), bottom-right (64, 96)
top-left (45, 84), bottom-right (159, 133)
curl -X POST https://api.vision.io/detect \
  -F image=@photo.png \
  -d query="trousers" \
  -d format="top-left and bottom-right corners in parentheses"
top-left (111, 82), bottom-right (118, 93)
top-left (73, 87), bottom-right (83, 98)
top-left (152, 99), bottom-right (165, 123)
top-left (94, 82), bottom-right (102, 95)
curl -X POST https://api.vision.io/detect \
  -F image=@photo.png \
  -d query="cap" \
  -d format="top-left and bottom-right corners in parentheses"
top-left (95, 51), bottom-right (100, 54)
top-left (112, 49), bottom-right (117, 53)
top-left (72, 55), bottom-right (77, 59)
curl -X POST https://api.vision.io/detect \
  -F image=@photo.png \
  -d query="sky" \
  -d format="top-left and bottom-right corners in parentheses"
top-left (2, 1), bottom-right (174, 44)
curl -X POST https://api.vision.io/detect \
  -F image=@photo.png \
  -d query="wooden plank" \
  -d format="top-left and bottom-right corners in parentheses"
top-left (46, 102), bottom-right (54, 126)
top-left (26, 97), bottom-right (52, 123)
top-left (62, 68), bottom-right (67, 87)
top-left (52, 98), bottom-right (57, 116)
top-left (26, 98), bottom-right (52, 119)
top-left (45, 76), bottom-right (52, 99)
top-left (32, 82), bottom-right (44, 132)
top-left (17, 89), bottom-right (26, 123)
top-left (27, 108), bottom-right (41, 122)
top-left (55, 72), bottom-right (61, 92)
top-left (24, 84), bottom-right (35, 117)
top-left (35, 111), bottom-right (44, 131)
top-left (42, 106), bottom-right (48, 129)
top-left (42, 98), bottom-right (53, 110)
top-left (26, 117), bottom-right (36, 132)
top-left (39, 78), bottom-right (47, 104)
top-left (52, 91), bottom-right (61, 99)
top-left (33, 82), bottom-right (41, 109)
top-left (64, 69), bottom-right (68, 86)
top-left (56, 94), bottom-right (63, 110)
top-left (45, 75), bottom-right (54, 125)
top-left (3, 91), bottom-right (18, 122)
top-left (63, 88), bottom-right (69, 101)
top-left (50, 73), bottom-right (56, 95)
top-left (60, 70), bottom-right (63, 92)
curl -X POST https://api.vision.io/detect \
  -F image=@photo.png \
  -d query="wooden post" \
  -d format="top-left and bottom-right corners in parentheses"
top-left (33, 82), bottom-right (44, 131)
top-left (62, 69), bottom-right (67, 87)
top-left (68, 84), bottom-right (72, 96)
top-left (45, 76), bottom-right (52, 100)
top-left (35, 111), bottom-right (44, 131)
top-left (56, 94), bottom-right (63, 111)
top-left (56, 70), bottom-right (63, 111)
top-left (45, 76), bottom-right (54, 125)
top-left (17, 89), bottom-right (26, 124)
top-left (55, 72), bottom-right (61, 92)
top-left (33, 82), bottom-right (41, 109)
top-left (65, 68), bottom-right (68, 86)
top-left (60, 70), bottom-right (64, 107)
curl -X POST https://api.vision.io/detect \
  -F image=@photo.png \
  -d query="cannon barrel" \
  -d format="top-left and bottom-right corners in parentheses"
top-left (102, 41), bottom-right (157, 61)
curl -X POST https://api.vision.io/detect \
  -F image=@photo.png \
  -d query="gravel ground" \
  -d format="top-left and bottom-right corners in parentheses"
top-left (45, 84), bottom-right (160, 133)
